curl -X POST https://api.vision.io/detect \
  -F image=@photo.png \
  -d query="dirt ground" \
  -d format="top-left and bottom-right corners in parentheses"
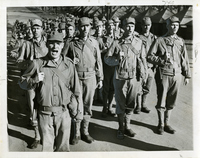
top-left (6, 7), bottom-right (194, 156)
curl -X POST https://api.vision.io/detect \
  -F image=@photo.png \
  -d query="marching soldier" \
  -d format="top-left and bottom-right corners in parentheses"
top-left (147, 16), bottom-right (191, 134)
top-left (67, 17), bottom-right (103, 144)
top-left (134, 17), bottom-right (157, 114)
top-left (17, 19), bottom-right (48, 149)
top-left (19, 32), bottom-right (82, 151)
top-left (105, 17), bottom-right (147, 139)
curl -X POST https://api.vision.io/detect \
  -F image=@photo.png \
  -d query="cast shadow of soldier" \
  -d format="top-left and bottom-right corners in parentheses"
top-left (89, 109), bottom-right (178, 151)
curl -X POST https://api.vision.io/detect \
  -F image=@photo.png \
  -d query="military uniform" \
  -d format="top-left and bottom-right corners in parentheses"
top-left (135, 17), bottom-right (157, 114)
top-left (67, 17), bottom-right (103, 144)
top-left (105, 17), bottom-right (146, 139)
top-left (17, 19), bottom-right (48, 148)
top-left (147, 16), bottom-right (191, 134)
top-left (20, 32), bottom-right (82, 151)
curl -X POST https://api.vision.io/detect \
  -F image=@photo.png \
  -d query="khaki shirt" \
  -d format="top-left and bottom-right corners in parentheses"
top-left (18, 36), bottom-right (48, 61)
top-left (67, 36), bottom-right (103, 82)
top-left (140, 32), bottom-right (157, 68)
top-left (147, 34), bottom-right (191, 78)
top-left (106, 34), bottom-right (147, 80)
top-left (21, 55), bottom-right (82, 114)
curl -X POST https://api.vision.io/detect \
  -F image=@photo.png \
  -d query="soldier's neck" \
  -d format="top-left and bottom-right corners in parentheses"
top-left (34, 36), bottom-right (42, 43)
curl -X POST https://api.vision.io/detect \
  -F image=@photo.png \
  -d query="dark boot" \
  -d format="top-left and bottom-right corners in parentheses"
top-left (81, 115), bottom-right (94, 143)
top-left (117, 113), bottom-right (124, 139)
top-left (124, 110), bottom-right (136, 137)
top-left (101, 93), bottom-right (108, 118)
top-left (30, 125), bottom-right (40, 149)
top-left (164, 110), bottom-right (176, 134)
top-left (157, 109), bottom-right (164, 135)
top-left (71, 120), bottom-right (81, 145)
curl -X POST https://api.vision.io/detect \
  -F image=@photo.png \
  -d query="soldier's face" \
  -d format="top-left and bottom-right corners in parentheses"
top-left (26, 27), bottom-right (33, 39)
top-left (79, 25), bottom-right (91, 37)
top-left (67, 26), bottom-right (75, 37)
top-left (107, 23), bottom-right (115, 32)
top-left (32, 26), bottom-right (43, 38)
top-left (141, 24), bottom-right (151, 33)
top-left (167, 22), bottom-right (179, 34)
top-left (48, 41), bottom-right (64, 60)
top-left (125, 23), bottom-right (135, 36)
top-left (96, 25), bottom-right (103, 36)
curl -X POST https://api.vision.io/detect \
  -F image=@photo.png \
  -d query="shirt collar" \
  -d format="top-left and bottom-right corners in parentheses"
top-left (46, 55), bottom-right (63, 68)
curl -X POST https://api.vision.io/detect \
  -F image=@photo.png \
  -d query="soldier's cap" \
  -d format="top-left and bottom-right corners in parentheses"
top-left (141, 17), bottom-right (152, 25)
top-left (31, 19), bottom-right (43, 27)
top-left (102, 16), bottom-right (107, 21)
top-left (94, 20), bottom-right (103, 27)
top-left (26, 21), bottom-right (31, 28)
top-left (166, 16), bottom-right (180, 24)
top-left (58, 22), bottom-right (66, 30)
top-left (113, 17), bottom-right (120, 23)
top-left (124, 17), bottom-right (136, 25)
top-left (66, 21), bottom-right (75, 28)
top-left (78, 17), bottom-right (91, 26)
top-left (48, 31), bottom-right (63, 42)
top-left (52, 22), bottom-right (59, 28)
top-left (107, 19), bottom-right (114, 25)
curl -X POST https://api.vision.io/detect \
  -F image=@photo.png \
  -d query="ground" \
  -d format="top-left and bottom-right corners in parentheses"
top-left (7, 7), bottom-right (193, 153)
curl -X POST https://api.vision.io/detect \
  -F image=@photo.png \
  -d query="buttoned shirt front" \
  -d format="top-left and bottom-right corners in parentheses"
top-left (67, 36), bottom-right (103, 82)
top-left (147, 34), bottom-right (191, 78)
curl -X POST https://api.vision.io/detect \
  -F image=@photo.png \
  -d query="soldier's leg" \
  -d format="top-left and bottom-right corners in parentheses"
top-left (54, 110), bottom-right (71, 152)
top-left (155, 75), bottom-right (169, 134)
top-left (164, 74), bottom-right (182, 134)
top-left (141, 68), bottom-right (154, 113)
top-left (38, 113), bottom-right (54, 152)
top-left (114, 77), bottom-right (127, 139)
top-left (125, 78), bottom-right (139, 136)
top-left (81, 76), bottom-right (96, 143)
top-left (134, 81), bottom-right (142, 114)
top-left (71, 119), bottom-right (81, 145)
top-left (27, 89), bottom-right (35, 126)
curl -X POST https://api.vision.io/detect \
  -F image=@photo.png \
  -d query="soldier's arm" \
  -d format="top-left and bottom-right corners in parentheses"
top-left (69, 62), bottom-right (83, 120)
top-left (147, 38), bottom-right (166, 66)
top-left (181, 39), bottom-right (192, 79)
top-left (94, 40), bottom-right (104, 82)
top-left (16, 41), bottom-right (26, 62)
top-left (19, 60), bottom-right (39, 89)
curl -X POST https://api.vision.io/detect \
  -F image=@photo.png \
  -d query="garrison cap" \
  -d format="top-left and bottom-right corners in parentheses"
top-left (78, 17), bottom-right (91, 26)
top-left (124, 17), bottom-right (136, 25)
top-left (48, 31), bottom-right (63, 42)
top-left (107, 19), bottom-right (114, 25)
top-left (58, 22), bottom-right (66, 30)
top-left (113, 17), bottom-right (120, 23)
top-left (31, 19), bottom-right (43, 27)
top-left (141, 17), bottom-right (152, 25)
top-left (102, 16), bottom-right (107, 21)
top-left (94, 20), bottom-right (103, 27)
top-left (66, 21), bottom-right (75, 28)
top-left (167, 16), bottom-right (180, 24)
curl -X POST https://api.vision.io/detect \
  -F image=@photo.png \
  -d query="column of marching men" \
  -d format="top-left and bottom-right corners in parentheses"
top-left (9, 13), bottom-right (191, 151)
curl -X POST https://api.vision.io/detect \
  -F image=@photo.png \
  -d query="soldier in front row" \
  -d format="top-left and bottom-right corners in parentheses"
top-left (19, 32), bottom-right (82, 151)
top-left (105, 17), bottom-right (147, 139)
top-left (66, 17), bottom-right (103, 144)
top-left (147, 16), bottom-right (191, 135)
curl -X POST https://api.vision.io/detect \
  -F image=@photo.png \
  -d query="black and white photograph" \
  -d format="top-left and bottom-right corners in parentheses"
top-left (1, 0), bottom-right (200, 157)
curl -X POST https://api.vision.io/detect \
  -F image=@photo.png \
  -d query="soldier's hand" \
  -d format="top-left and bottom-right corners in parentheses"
top-left (34, 72), bottom-right (45, 83)
top-left (97, 81), bottom-right (103, 89)
top-left (184, 78), bottom-right (189, 85)
top-left (16, 58), bottom-right (23, 63)
top-left (73, 57), bottom-right (79, 64)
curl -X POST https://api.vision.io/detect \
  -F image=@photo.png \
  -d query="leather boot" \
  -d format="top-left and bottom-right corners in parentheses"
top-left (164, 109), bottom-right (176, 134)
top-left (124, 110), bottom-right (136, 137)
top-left (157, 108), bottom-right (164, 135)
top-left (81, 115), bottom-right (94, 143)
top-left (101, 93), bottom-right (108, 118)
top-left (117, 113), bottom-right (124, 139)
top-left (71, 120), bottom-right (81, 145)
